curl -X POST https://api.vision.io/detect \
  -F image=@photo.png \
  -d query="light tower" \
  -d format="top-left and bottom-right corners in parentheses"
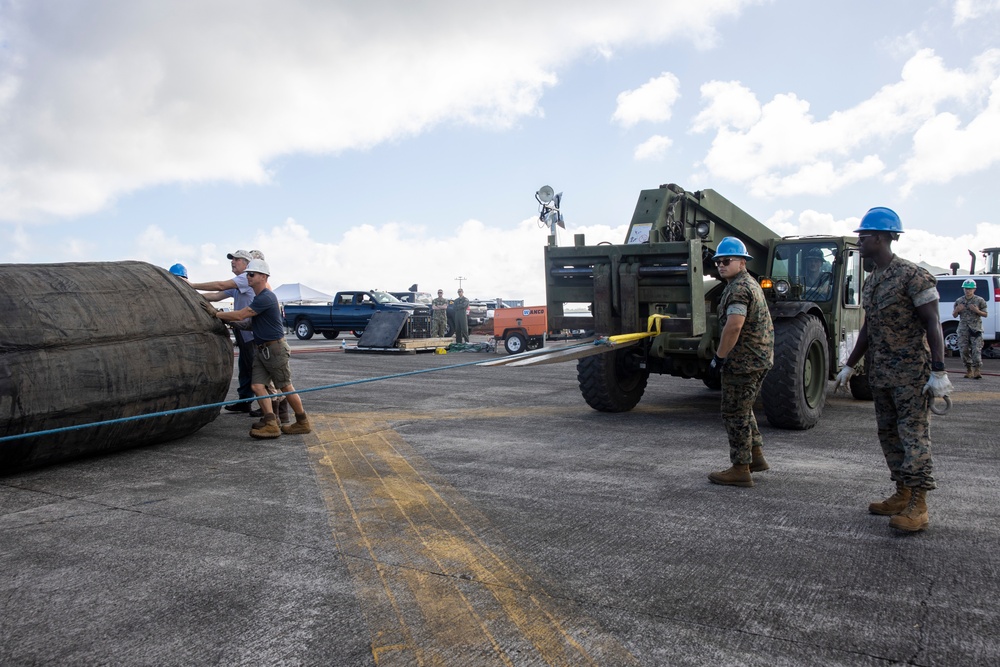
top-left (535, 185), bottom-right (564, 238)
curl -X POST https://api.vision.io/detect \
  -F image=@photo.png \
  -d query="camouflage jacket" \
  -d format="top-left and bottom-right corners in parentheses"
top-left (954, 294), bottom-right (987, 332)
top-left (719, 269), bottom-right (774, 374)
top-left (862, 255), bottom-right (939, 388)
top-left (431, 297), bottom-right (449, 319)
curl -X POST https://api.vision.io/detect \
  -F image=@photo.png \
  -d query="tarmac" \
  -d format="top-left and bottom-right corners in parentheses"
top-left (2, 336), bottom-right (999, 666)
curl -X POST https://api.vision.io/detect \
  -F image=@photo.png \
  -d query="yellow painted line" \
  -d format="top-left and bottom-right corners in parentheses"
top-left (306, 414), bottom-right (639, 667)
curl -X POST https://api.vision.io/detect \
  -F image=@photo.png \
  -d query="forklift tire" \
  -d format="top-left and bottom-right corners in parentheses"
top-left (504, 332), bottom-right (527, 355)
top-left (577, 348), bottom-right (649, 412)
top-left (763, 313), bottom-right (828, 430)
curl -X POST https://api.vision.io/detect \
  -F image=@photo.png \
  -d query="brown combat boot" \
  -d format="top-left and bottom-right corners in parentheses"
top-left (750, 445), bottom-right (769, 472)
top-left (281, 412), bottom-right (312, 435)
top-left (250, 413), bottom-right (281, 439)
top-left (708, 464), bottom-right (753, 487)
top-left (869, 482), bottom-right (911, 515)
top-left (964, 364), bottom-right (973, 378)
top-left (889, 488), bottom-right (929, 532)
top-left (973, 366), bottom-right (983, 379)
top-left (253, 399), bottom-right (290, 428)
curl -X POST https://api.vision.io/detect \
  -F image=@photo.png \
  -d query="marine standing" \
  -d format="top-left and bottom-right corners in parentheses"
top-left (431, 289), bottom-right (449, 338)
top-left (953, 279), bottom-right (987, 379)
top-left (453, 288), bottom-right (470, 344)
top-left (833, 207), bottom-right (952, 532)
top-left (707, 237), bottom-right (775, 488)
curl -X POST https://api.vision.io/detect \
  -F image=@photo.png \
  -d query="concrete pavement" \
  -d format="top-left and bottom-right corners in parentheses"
top-left (2, 339), bottom-right (999, 666)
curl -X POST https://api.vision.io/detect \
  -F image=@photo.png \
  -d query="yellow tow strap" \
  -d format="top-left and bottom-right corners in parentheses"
top-left (602, 314), bottom-right (669, 344)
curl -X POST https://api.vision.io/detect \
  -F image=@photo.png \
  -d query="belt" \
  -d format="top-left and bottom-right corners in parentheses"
top-left (255, 339), bottom-right (284, 351)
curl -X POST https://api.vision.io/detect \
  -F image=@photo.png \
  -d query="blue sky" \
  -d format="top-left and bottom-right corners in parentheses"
top-left (2, 0), bottom-right (1000, 304)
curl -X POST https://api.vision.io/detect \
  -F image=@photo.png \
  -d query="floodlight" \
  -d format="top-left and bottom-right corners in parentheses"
top-left (536, 185), bottom-right (554, 204)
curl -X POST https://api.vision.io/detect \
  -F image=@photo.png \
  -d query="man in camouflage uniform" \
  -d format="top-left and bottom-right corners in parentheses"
top-left (453, 288), bottom-right (470, 343)
top-left (953, 279), bottom-right (987, 379)
top-left (834, 207), bottom-right (952, 532)
top-left (431, 289), bottom-right (449, 338)
top-left (707, 237), bottom-right (774, 488)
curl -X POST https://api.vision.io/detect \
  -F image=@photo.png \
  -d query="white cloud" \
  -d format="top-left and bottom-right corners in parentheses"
top-left (692, 49), bottom-right (1000, 197)
top-left (612, 72), bottom-right (681, 127)
top-left (751, 156), bottom-right (886, 198)
top-left (953, 0), bottom-right (1000, 25)
top-left (633, 135), bottom-right (673, 161)
top-left (134, 226), bottom-right (197, 263)
top-left (691, 80), bottom-right (760, 132)
top-left (897, 75), bottom-right (1000, 193)
top-left (0, 0), bottom-right (756, 223)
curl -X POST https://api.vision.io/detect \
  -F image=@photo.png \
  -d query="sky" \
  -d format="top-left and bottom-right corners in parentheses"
top-left (2, 0), bottom-right (1000, 304)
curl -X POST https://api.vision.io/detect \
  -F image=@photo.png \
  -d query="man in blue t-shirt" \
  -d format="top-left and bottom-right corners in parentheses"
top-left (209, 259), bottom-right (311, 439)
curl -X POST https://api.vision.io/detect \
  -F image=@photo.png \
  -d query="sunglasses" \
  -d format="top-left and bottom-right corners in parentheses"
top-left (714, 258), bottom-right (736, 267)
top-left (245, 272), bottom-right (258, 278)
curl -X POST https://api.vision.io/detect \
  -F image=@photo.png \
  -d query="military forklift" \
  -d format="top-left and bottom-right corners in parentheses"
top-left (543, 183), bottom-right (870, 430)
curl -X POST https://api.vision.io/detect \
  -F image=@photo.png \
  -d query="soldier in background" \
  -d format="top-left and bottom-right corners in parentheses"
top-left (802, 247), bottom-right (832, 301)
top-left (834, 207), bottom-right (952, 532)
top-left (453, 288), bottom-right (470, 343)
top-left (707, 237), bottom-right (775, 488)
top-left (953, 279), bottom-right (987, 379)
top-left (431, 289), bottom-right (449, 337)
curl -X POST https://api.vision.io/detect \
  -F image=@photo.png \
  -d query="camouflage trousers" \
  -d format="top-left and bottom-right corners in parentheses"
top-left (721, 370), bottom-right (766, 465)
top-left (871, 384), bottom-right (936, 490)
top-left (431, 316), bottom-right (447, 338)
top-left (958, 326), bottom-right (984, 367)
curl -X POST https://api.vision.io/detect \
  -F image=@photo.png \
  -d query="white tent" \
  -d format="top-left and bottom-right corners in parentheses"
top-left (272, 283), bottom-right (332, 303)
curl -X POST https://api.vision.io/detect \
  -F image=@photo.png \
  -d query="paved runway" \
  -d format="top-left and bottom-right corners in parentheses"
top-left (2, 337), bottom-right (999, 666)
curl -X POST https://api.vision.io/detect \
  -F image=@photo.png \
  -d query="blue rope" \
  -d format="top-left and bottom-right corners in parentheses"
top-left (0, 357), bottom-right (495, 444)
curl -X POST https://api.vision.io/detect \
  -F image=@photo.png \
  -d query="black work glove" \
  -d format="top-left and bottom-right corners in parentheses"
top-left (708, 354), bottom-right (725, 383)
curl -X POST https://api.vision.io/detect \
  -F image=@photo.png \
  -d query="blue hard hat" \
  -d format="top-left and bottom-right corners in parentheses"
top-left (963, 279), bottom-right (977, 289)
top-left (169, 263), bottom-right (188, 278)
top-left (715, 236), bottom-right (753, 259)
top-left (854, 207), bottom-right (903, 234)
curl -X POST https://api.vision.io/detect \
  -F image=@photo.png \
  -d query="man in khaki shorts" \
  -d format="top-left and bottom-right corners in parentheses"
top-left (207, 258), bottom-right (311, 439)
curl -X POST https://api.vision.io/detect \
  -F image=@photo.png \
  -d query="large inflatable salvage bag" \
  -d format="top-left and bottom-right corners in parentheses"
top-left (0, 261), bottom-right (233, 474)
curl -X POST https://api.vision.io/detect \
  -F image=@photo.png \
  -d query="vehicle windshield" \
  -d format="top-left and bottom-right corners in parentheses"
top-left (372, 291), bottom-right (400, 304)
top-left (771, 243), bottom-right (837, 302)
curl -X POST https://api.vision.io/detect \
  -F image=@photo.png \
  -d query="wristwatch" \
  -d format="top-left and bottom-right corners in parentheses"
top-left (931, 361), bottom-right (945, 372)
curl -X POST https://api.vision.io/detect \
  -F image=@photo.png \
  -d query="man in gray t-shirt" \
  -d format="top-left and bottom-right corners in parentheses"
top-left (190, 249), bottom-right (258, 413)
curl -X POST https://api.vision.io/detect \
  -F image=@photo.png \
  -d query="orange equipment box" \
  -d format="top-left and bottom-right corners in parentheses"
top-left (493, 306), bottom-right (548, 337)
top-left (493, 306), bottom-right (548, 355)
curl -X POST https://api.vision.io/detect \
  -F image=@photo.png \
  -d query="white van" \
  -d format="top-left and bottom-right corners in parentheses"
top-left (935, 274), bottom-right (1000, 355)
